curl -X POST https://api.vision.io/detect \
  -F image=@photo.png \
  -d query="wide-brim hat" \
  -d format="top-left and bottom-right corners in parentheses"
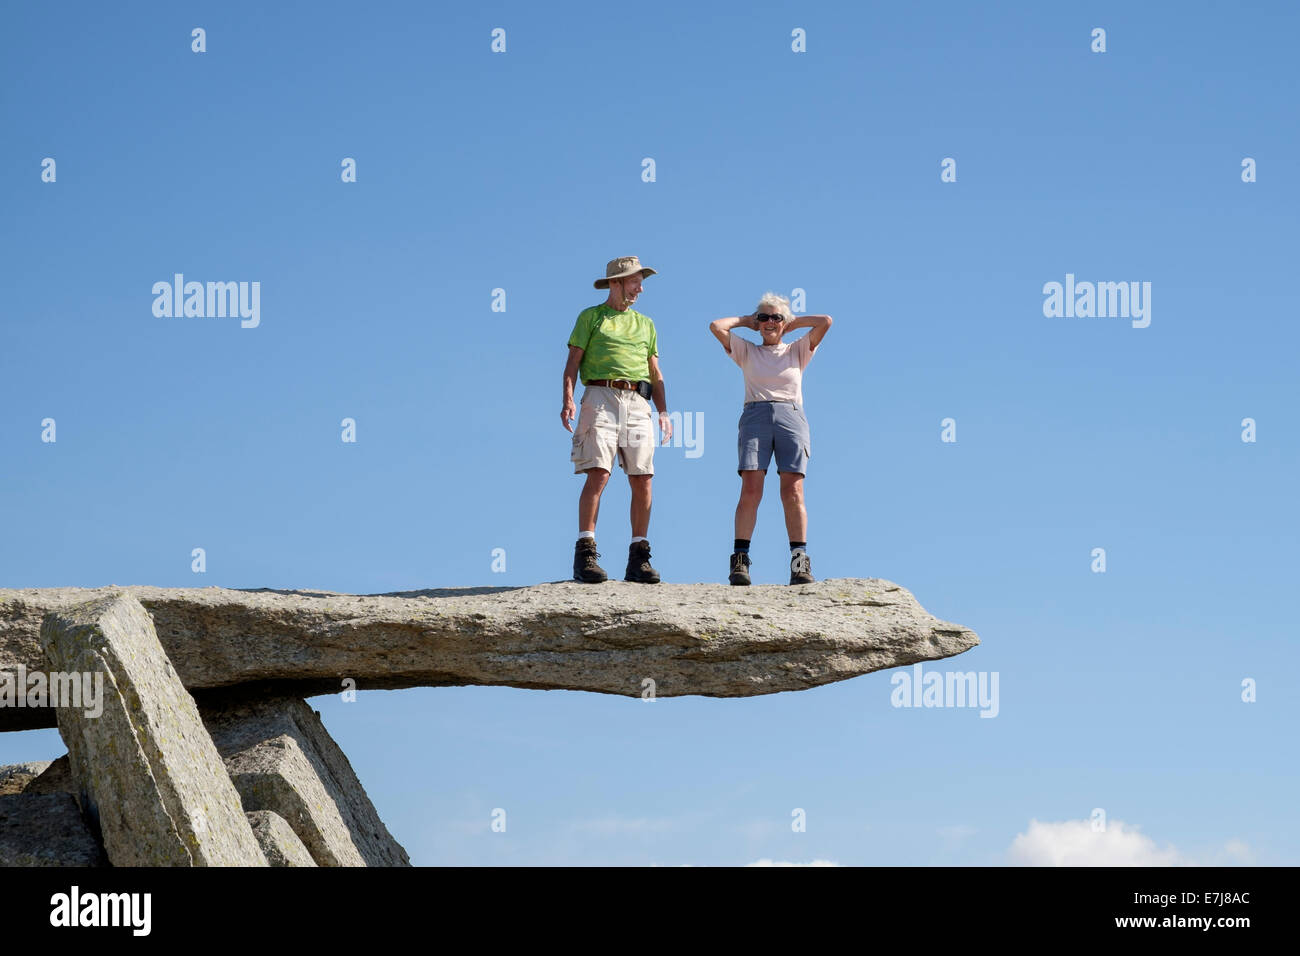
top-left (594, 255), bottom-right (657, 289)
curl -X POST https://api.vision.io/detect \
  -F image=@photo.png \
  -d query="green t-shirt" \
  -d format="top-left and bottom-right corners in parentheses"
top-left (567, 304), bottom-right (658, 384)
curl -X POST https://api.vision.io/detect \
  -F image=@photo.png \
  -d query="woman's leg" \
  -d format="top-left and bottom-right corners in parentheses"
top-left (779, 472), bottom-right (807, 542)
top-left (772, 404), bottom-right (810, 542)
top-left (735, 470), bottom-right (765, 539)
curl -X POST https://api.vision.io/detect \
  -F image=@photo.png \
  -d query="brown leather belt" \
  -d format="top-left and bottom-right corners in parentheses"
top-left (586, 379), bottom-right (641, 391)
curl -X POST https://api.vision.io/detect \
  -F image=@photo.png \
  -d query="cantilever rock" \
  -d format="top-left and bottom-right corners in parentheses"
top-left (0, 579), bottom-right (980, 732)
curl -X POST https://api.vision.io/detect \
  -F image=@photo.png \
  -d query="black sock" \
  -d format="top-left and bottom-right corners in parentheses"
top-left (790, 541), bottom-right (806, 552)
top-left (734, 539), bottom-right (750, 554)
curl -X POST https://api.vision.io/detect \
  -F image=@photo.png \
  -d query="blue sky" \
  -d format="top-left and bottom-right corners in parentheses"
top-left (2, 1), bottom-right (1296, 865)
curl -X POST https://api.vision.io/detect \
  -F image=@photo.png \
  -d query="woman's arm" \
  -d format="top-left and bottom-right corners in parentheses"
top-left (781, 314), bottom-right (833, 350)
top-left (709, 314), bottom-right (757, 352)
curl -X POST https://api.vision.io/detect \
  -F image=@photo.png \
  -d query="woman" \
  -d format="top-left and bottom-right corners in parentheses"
top-left (709, 294), bottom-right (832, 585)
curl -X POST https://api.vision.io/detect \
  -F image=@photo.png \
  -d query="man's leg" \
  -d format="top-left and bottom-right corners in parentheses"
top-left (574, 467), bottom-right (611, 583)
top-left (628, 474), bottom-right (651, 538)
top-left (579, 467), bottom-right (610, 532)
top-left (620, 392), bottom-right (659, 583)
top-left (572, 387), bottom-right (618, 583)
top-left (625, 473), bottom-right (659, 582)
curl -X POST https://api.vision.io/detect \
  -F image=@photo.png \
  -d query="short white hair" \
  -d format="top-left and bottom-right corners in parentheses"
top-left (755, 291), bottom-right (791, 319)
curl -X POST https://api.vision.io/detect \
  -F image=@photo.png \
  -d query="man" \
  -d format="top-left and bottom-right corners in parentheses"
top-left (562, 256), bottom-right (672, 583)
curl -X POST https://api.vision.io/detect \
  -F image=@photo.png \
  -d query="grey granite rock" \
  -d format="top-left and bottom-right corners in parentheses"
top-left (38, 592), bottom-right (267, 866)
top-left (0, 761), bottom-right (52, 795)
top-left (0, 793), bottom-right (107, 866)
top-left (1, 579), bottom-right (980, 731)
top-left (23, 754), bottom-right (74, 795)
top-left (204, 697), bottom-right (410, 867)
top-left (246, 809), bottom-right (317, 867)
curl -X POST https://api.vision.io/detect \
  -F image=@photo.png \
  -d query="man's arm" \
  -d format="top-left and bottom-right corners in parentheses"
top-left (561, 345), bottom-right (583, 432)
top-left (647, 354), bottom-right (672, 444)
top-left (780, 314), bottom-right (833, 350)
top-left (709, 314), bottom-right (758, 352)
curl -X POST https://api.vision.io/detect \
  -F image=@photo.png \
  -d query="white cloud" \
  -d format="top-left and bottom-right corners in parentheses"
top-left (1221, 839), bottom-right (1254, 864)
top-left (747, 859), bottom-right (841, 867)
top-left (1008, 818), bottom-right (1189, 866)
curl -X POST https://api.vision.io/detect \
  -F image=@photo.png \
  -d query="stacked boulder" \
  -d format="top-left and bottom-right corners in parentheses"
top-left (0, 592), bottom-right (408, 867)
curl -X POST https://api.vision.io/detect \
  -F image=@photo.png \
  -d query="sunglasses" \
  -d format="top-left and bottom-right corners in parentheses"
top-left (755, 313), bottom-right (785, 323)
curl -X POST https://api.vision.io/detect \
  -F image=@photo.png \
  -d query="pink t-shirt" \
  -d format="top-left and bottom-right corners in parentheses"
top-left (728, 331), bottom-right (815, 404)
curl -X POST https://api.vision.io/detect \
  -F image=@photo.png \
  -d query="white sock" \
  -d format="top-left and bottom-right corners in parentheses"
top-left (631, 536), bottom-right (647, 544)
top-left (578, 530), bottom-right (595, 541)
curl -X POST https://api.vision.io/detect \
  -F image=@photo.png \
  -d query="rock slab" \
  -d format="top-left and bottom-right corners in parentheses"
top-left (204, 696), bottom-right (410, 867)
top-left (2, 579), bottom-right (981, 731)
top-left (246, 809), bottom-right (317, 867)
top-left (0, 793), bottom-right (107, 866)
top-left (22, 755), bottom-right (74, 795)
top-left (39, 591), bottom-right (267, 866)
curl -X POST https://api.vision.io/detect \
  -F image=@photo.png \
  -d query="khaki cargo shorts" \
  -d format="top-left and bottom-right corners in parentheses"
top-left (571, 385), bottom-right (655, 476)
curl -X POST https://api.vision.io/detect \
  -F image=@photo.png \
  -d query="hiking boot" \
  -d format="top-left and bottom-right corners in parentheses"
top-left (625, 540), bottom-right (661, 583)
top-left (789, 549), bottom-right (815, 585)
top-left (729, 551), bottom-right (751, 586)
top-left (573, 537), bottom-right (607, 583)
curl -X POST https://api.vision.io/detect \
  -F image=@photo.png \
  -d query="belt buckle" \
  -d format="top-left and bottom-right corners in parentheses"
top-left (613, 379), bottom-right (630, 390)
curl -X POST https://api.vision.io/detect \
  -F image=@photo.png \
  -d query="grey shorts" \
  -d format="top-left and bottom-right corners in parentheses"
top-left (738, 401), bottom-right (810, 475)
